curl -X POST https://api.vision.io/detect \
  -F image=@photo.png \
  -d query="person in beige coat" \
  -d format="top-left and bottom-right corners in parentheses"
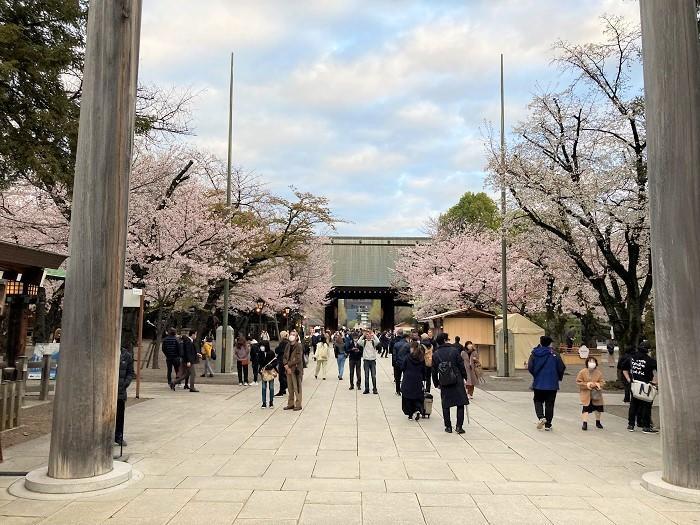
top-left (283, 329), bottom-right (304, 411)
top-left (314, 332), bottom-right (330, 380)
top-left (576, 357), bottom-right (605, 430)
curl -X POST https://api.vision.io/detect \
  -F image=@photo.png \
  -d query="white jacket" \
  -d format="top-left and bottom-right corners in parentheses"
top-left (358, 335), bottom-right (380, 361)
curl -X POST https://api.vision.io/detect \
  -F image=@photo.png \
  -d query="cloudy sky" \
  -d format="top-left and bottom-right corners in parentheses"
top-left (139, 0), bottom-right (640, 236)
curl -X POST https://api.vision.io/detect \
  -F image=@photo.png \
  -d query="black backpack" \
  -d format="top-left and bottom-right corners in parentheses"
top-left (437, 359), bottom-right (458, 387)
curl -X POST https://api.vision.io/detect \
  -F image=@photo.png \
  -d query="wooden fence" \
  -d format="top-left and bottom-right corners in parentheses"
top-left (0, 380), bottom-right (23, 432)
top-left (0, 354), bottom-right (57, 433)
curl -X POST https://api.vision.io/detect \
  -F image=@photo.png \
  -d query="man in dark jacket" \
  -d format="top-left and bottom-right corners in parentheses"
top-left (175, 330), bottom-right (200, 392)
top-left (162, 328), bottom-right (182, 389)
top-left (274, 331), bottom-right (289, 397)
top-left (392, 330), bottom-right (411, 396)
top-left (115, 346), bottom-right (135, 446)
top-left (528, 336), bottom-right (566, 431)
top-left (347, 334), bottom-right (363, 390)
top-left (622, 341), bottom-right (658, 433)
top-left (432, 333), bottom-right (469, 434)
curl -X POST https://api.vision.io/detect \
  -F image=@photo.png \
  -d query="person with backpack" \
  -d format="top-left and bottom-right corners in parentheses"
top-left (357, 329), bottom-right (380, 394)
top-left (314, 332), bottom-right (331, 380)
top-left (334, 331), bottom-right (347, 380)
top-left (431, 332), bottom-right (469, 434)
top-left (200, 336), bottom-right (215, 378)
top-left (528, 335), bottom-right (566, 431)
top-left (347, 333), bottom-right (363, 390)
top-left (420, 334), bottom-right (434, 393)
top-left (392, 330), bottom-right (411, 396)
top-left (622, 341), bottom-right (658, 433)
top-left (115, 346), bottom-right (135, 446)
top-left (401, 341), bottom-right (426, 421)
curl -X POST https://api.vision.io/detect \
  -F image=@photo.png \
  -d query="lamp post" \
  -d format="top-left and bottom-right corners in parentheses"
top-left (255, 299), bottom-right (264, 337)
top-left (283, 307), bottom-right (291, 331)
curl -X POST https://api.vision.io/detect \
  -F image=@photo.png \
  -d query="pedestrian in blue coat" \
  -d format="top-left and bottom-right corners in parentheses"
top-left (528, 336), bottom-right (566, 431)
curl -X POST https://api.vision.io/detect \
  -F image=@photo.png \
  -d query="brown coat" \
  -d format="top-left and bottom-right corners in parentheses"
top-left (284, 340), bottom-right (304, 371)
top-left (576, 368), bottom-right (605, 406)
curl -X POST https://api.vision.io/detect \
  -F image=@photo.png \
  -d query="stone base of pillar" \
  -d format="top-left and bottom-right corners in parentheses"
top-left (642, 471), bottom-right (700, 503)
top-left (9, 461), bottom-right (140, 500)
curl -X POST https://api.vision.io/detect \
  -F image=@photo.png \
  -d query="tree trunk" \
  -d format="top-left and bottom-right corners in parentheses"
top-left (151, 307), bottom-right (163, 369)
top-left (47, 0), bottom-right (142, 480)
top-left (33, 288), bottom-right (50, 344)
top-left (641, 0), bottom-right (700, 490)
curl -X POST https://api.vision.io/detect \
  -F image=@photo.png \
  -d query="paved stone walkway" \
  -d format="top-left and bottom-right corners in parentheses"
top-left (1, 358), bottom-right (699, 524)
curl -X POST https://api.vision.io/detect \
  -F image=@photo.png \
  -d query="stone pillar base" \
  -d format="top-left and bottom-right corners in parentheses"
top-left (9, 461), bottom-right (139, 500)
top-left (642, 471), bottom-right (700, 503)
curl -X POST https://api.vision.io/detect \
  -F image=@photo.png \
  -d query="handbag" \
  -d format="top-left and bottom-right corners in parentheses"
top-left (261, 357), bottom-right (278, 382)
top-left (211, 348), bottom-right (217, 361)
top-left (631, 379), bottom-right (658, 402)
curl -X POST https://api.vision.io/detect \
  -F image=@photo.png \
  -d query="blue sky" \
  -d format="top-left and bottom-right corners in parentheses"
top-left (139, 0), bottom-right (640, 236)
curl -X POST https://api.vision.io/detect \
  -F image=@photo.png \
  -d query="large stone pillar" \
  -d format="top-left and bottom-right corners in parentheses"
top-left (47, 0), bottom-right (142, 479)
top-left (640, 0), bottom-right (700, 492)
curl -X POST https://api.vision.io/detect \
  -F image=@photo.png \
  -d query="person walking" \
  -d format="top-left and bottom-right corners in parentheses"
top-left (260, 343), bottom-right (278, 408)
top-left (461, 341), bottom-right (480, 399)
top-left (576, 356), bottom-right (605, 430)
top-left (314, 332), bottom-right (330, 380)
top-left (274, 331), bottom-right (289, 397)
top-left (358, 329), bottom-right (380, 394)
top-left (115, 346), bottom-right (135, 446)
top-left (401, 341), bottom-right (426, 421)
top-left (453, 336), bottom-right (464, 353)
top-left (379, 331), bottom-right (390, 358)
top-left (334, 331), bottom-right (347, 380)
top-left (622, 341), bottom-right (658, 433)
top-left (392, 330), bottom-right (411, 396)
top-left (162, 328), bottom-right (182, 390)
top-left (234, 336), bottom-right (251, 386)
top-left (283, 329), bottom-right (304, 410)
top-left (175, 330), bottom-right (201, 392)
top-left (606, 339), bottom-right (616, 368)
top-left (528, 336), bottom-right (566, 431)
top-left (200, 336), bottom-right (215, 378)
top-left (347, 333), bottom-right (362, 390)
top-left (432, 333), bottom-right (469, 434)
top-left (420, 334), bottom-right (433, 394)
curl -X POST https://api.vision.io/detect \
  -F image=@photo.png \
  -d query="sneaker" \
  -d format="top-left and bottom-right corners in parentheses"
top-left (253, 381), bottom-right (259, 386)
top-left (293, 407), bottom-right (302, 411)
top-left (269, 404), bottom-right (274, 409)
top-left (455, 427), bottom-right (465, 435)
top-left (642, 427), bottom-right (659, 434)
top-left (274, 392), bottom-right (285, 397)
top-left (189, 388), bottom-right (200, 393)
top-left (544, 426), bottom-right (552, 432)
top-left (184, 385), bottom-right (190, 390)
top-left (536, 418), bottom-right (546, 430)
top-left (445, 426), bottom-right (453, 433)
top-left (200, 374), bottom-right (206, 377)
top-left (582, 422), bottom-right (588, 431)
top-left (596, 421), bottom-right (604, 429)
top-left (362, 390), bottom-right (370, 394)
top-left (627, 425), bottom-right (635, 432)
top-left (395, 392), bottom-right (401, 396)
top-left (349, 385), bottom-right (354, 390)
top-left (244, 382), bottom-right (250, 386)
top-left (413, 411), bottom-right (421, 421)
top-left (169, 383), bottom-right (175, 391)
top-left (261, 403), bottom-right (267, 409)
top-left (373, 389), bottom-right (378, 394)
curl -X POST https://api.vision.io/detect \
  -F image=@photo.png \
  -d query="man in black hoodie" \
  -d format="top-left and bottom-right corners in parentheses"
top-left (162, 328), bottom-right (182, 390)
top-left (115, 346), bottom-right (135, 446)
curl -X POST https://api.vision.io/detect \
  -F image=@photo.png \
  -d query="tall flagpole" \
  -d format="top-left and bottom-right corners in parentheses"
top-left (500, 53), bottom-right (510, 377)
top-left (222, 52), bottom-right (234, 373)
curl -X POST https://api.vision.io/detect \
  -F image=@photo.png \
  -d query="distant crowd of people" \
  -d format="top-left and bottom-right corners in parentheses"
top-left (147, 325), bottom-right (659, 443)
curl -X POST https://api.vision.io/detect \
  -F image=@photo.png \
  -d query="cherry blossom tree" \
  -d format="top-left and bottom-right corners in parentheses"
top-left (488, 17), bottom-right (651, 350)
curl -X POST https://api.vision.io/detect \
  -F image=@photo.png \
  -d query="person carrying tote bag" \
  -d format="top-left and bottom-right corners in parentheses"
top-left (622, 341), bottom-right (659, 434)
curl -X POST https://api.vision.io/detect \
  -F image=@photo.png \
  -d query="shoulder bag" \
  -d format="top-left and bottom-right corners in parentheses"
top-left (631, 379), bottom-right (657, 402)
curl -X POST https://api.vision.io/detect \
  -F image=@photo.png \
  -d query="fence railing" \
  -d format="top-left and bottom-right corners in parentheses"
top-left (0, 380), bottom-right (23, 432)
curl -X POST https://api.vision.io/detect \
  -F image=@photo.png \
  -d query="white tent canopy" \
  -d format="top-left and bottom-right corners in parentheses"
top-left (495, 313), bottom-right (545, 370)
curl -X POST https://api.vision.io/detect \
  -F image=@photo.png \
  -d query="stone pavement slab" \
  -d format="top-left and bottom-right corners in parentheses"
top-left (2, 357), bottom-right (698, 524)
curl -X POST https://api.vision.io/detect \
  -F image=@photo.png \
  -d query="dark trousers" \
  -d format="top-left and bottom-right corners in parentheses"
top-left (176, 363), bottom-right (196, 389)
top-left (443, 405), bottom-right (464, 428)
top-left (533, 389), bottom-right (557, 426)
top-left (628, 397), bottom-right (652, 428)
top-left (166, 357), bottom-right (180, 385)
top-left (237, 361), bottom-right (249, 384)
top-left (363, 360), bottom-right (377, 391)
top-left (424, 366), bottom-right (432, 393)
top-left (393, 366), bottom-right (402, 394)
top-left (252, 361), bottom-right (261, 382)
top-left (349, 360), bottom-right (361, 387)
top-left (115, 398), bottom-right (126, 442)
top-left (277, 362), bottom-right (287, 393)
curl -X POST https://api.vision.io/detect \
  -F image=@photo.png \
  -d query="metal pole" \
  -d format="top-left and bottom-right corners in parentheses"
top-left (221, 52), bottom-right (234, 373)
top-left (136, 291), bottom-right (144, 398)
top-left (500, 53), bottom-right (510, 377)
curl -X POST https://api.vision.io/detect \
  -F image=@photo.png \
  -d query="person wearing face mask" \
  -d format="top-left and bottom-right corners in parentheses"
top-left (283, 329), bottom-right (304, 411)
top-left (576, 357), bottom-right (605, 430)
top-left (461, 341), bottom-right (481, 399)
